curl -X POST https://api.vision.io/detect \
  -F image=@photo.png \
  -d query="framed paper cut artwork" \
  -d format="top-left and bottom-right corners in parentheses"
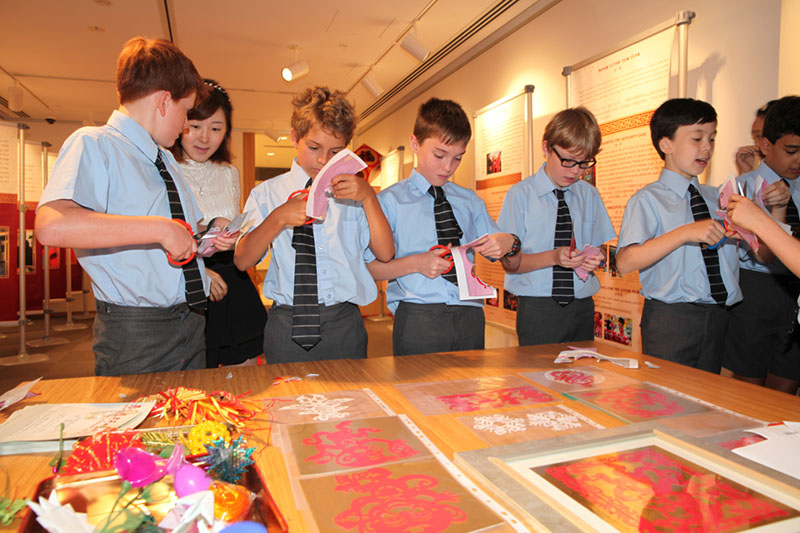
top-left (520, 366), bottom-right (638, 393)
top-left (262, 388), bottom-right (391, 424)
top-left (278, 415), bottom-right (433, 476)
top-left (655, 409), bottom-right (764, 438)
top-left (395, 375), bottom-right (558, 416)
top-left (455, 422), bottom-right (800, 532)
top-left (457, 404), bottom-right (605, 447)
top-left (299, 458), bottom-right (514, 533)
top-left (571, 382), bottom-right (711, 423)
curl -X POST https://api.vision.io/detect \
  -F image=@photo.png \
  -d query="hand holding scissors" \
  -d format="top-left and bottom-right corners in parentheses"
top-left (288, 189), bottom-right (314, 225)
top-left (166, 219), bottom-right (199, 266)
top-left (429, 244), bottom-right (454, 274)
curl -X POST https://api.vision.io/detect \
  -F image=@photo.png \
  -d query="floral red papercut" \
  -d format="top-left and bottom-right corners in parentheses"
top-left (580, 385), bottom-right (683, 419)
top-left (541, 446), bottom-right (794, 532)
top-left (302, 420), bottom-right (419, 467)
top-left (333, 467), bottom-right (467, 532)
top-left (546, 370), bottom-right (597, 388)
top-left (717, 434), bottom-right (766, 450)
top-left (436, 386), bottom-right (553, 412)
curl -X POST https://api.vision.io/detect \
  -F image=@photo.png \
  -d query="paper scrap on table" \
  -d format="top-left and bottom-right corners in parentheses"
top-left (718, 176), bottom-right (760, 251)
top-left (573, 245), bottom-right (603, 281)
top-left (0, 377), bottom-right (41, 410)
top-left (733, 422), bottom-right (800, 481)
top-left (306, 148), bottom-right (367, 220)
top-left (451, 234), bottom-right (497, 300)
top-left (555, 348), bottom-right (639, 369)
top-left (0, 401), bottom-right (154, 455)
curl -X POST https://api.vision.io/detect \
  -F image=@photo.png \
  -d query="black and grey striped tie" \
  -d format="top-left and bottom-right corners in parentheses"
top-left (782, 179), bottom-right (800, 237)
top-left (292, 178), bottom-right (321, 350)
top-left (429, 185), bottom-right (462, 284)
top-left (154, 151), bottom-right (207, 309)
top-left (552, 189), bottom-right (574, 306)
top-left (688, 184), bottom-right (728, 306)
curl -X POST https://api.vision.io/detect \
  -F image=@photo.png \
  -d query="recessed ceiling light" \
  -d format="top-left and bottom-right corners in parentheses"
top-left (267, 152), bottom-right (275, 156)
top-left (95, 0), bottom-right (112, 6)
top-left (87, 25), bottom-right (105, 32)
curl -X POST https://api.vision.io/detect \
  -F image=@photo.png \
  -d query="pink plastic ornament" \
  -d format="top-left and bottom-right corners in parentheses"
top-left (174, 463), bottom-right (212, 497)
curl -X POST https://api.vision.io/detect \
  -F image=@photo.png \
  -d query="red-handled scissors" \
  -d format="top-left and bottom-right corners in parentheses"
top-left (430, 244), bottom-right (454, 274)
top-left (167, 219), bottom-right (197, 266)
top-left (288, 189), bottom-right (314, 225)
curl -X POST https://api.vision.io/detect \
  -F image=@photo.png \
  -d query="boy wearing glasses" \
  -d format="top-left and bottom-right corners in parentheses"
top-left (498, 107), bottom-right (614, 345)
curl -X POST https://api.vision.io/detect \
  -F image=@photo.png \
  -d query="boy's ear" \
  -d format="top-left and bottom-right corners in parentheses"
top-left (290, 128), bottom-right (300, 148)
top-left (409, 134), bottom-right (420, 152)
top-left (542, 140), bottom-right (550, 156)
top-left (155, 90), bottom-right (171, 117)
top-left (759, 135), bottom-right (773, 157)
top-left (658, 137), bottom-right (673, 156)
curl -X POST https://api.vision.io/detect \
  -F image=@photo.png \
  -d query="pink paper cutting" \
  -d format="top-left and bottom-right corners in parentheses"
top-left (306, 149), bottom-right (367, 220)
top-left (302, 420), bottom-right (420, 467)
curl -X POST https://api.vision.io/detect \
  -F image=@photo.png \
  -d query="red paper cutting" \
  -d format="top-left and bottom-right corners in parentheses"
top-left (436, 386), bottom-right (553, 413)
top-left (538, 446), bottom-right (796, 532)
top-left (333, 467), bottom-right (467, 532)
top-left (303, 420), bottom-right (420, 467)
top-left (546, 370), bottom-right (597, 388)
top-left (579, 385), bottom-right (684, 420)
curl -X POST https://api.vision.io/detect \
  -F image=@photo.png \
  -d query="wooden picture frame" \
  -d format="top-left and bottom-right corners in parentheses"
top-left (455, 422), bottom-right (800, 532)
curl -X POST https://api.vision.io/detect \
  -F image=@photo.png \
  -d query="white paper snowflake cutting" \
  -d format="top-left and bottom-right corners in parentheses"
top-left (277, 394), bottom-right (354, 421)
top-left (472, 414), bottom-right (527, 435)
top-left (526, 410), bottom-right (583, 431)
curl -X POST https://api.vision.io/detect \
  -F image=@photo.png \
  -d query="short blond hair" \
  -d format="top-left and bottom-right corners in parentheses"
top-left (291, 86), bottom-right (356, 143)
top-left (543, 107), bottom-right (601, 158)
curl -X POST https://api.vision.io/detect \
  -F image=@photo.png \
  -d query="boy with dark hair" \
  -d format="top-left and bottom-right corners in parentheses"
top-left (725, 95), bottom-right (800, 393)
top-left (498, 107), bottom-right (615, 345)
top-left (616, 98), bottom-right (742, 373)
top-left (367, 97), bottom-right (516, 356)
top-left (35, 37), bottom-right (228, 376)
top-left (235, 86), bottom-right (394, 363)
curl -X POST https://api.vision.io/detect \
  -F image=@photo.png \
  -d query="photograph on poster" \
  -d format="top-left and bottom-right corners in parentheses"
top-left (22, 228), bottom-right (35, 274)
top-left (47, 247), bottom-right (60, 270)
top-left (594, 311), bottom-right (602, 338)
top-left (486, 151), bottom-right (502, 175)
top-left (503, 290), bottom-right (517, 311)
top-left (604, 313), bottom-right (633, 346)
top-left (578, 165), bottom-right (596, 186)
top-left (0, 226), bottom-right (7, 277)
top-left (608, 245), bottom-right (619, 277)
top-left (486, 295), bottom-right (499, 307)
top-left (455, 424), bottom-right (800, 533)
top-left (599, 244), bottom-right (609, 273)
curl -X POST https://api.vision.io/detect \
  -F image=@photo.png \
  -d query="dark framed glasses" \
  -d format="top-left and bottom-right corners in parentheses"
top-left (552, 146), bottom-right (597, 169)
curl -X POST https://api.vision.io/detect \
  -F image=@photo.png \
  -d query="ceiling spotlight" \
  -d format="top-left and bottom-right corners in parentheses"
top-left (7, 83), bottom-right (23, 112)
top-left (361, 73), bottom-right (384, 98)
top-left (400, 25), bottom-right (429, 62)
top-left (265, 128), bottom-right (290, 143)
top-left (281, 45), bottom-right (308, 82)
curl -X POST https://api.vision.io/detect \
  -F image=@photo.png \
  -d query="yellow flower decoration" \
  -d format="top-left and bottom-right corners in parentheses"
top-left (187, 421), bottom-right (231, 455)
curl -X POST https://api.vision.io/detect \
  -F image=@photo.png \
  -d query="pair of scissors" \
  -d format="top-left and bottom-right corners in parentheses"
top-left (288, 189), bottom-right (314, 225)
top-left (430, 244), bottom-right (454, 274)
top-left (706, 219), bottom-right (731, 250)
top-left (167, 219), bottom-right (199, 266)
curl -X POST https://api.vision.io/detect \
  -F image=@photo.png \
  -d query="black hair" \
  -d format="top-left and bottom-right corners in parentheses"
top-left (650, 98), bottom-right (717, 160)
top-left (762, 96), bottom-right (800, 144)
top-left (756, 99), bottom-right (778, 118)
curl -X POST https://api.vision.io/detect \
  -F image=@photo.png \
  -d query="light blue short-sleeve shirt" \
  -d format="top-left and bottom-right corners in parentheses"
top-left (736, 161), bottom-right (799, 275)
top-left (242, 160), bottom-right (376, 307)
top-left (617, 168), bottom-right (742, 306)
top-left (370, 169), bottom-right (501, 312)
top-left (39, 110), bottom-right (208, 307)
top-left (497, 163), bottom-right (616, 298)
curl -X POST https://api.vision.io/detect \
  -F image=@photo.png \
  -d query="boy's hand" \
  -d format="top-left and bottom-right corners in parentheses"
top-left (727, 194), bottom-right (770, 233)
top-left (554, 246), bottom-right (584, 269)
top-left (762, 180), bottom-right (791, 208)
top-left (472, 233), bottom-right (514, 260)
top-left (735, 145), bottom-right (759, 175)
top-left (207, 268), bottom-right (228, 302)
top-left (416, 249), bottom-right (454, 278)
top-left (161, 218), bottom-right (197, 261)
top-left (685, 219), bottom-right (727, 246)
top-left (211, 232), bottom-right (238, 252)
top-left (276, 193), bottom-right (311, 228)
top-left (579, 252), bottom-right (604, 273)
top-left (331, 174), bottom-right (374, 203)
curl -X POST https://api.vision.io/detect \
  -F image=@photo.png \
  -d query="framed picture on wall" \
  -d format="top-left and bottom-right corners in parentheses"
top-left (0, 226), bottom-right (8, 277)
top-left (455, 422), bottom-right (800, 532)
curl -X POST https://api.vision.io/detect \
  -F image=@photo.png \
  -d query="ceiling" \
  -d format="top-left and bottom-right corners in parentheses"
top-left (0, 0), bottom-right (556, 168)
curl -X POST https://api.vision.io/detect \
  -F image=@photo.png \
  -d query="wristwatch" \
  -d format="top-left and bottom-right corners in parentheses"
top-left (505, 234), bottom-right (521, 258)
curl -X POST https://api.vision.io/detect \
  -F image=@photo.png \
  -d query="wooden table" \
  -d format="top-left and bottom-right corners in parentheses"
top-left (3, 341), bottom-right (799, 531)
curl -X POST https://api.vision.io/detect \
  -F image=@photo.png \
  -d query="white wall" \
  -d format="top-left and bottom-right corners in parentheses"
top-left (779, 0), bottom-right (800, 96)
top-left (356, 0), bottom-right (782, 187)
